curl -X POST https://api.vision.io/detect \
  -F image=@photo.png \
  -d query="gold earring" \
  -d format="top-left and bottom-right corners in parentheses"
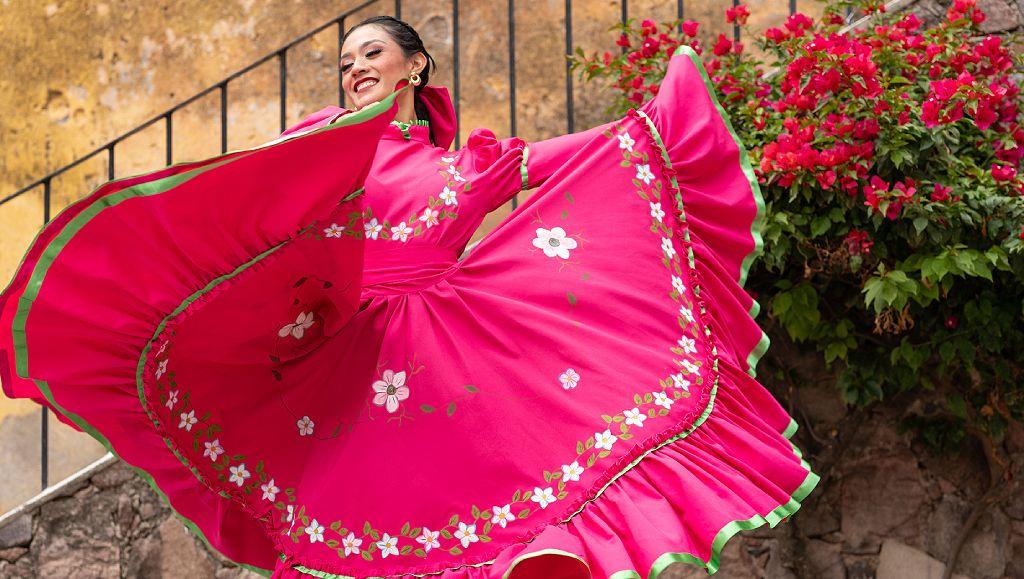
top-left (410, 71), bottom-right (421, 86)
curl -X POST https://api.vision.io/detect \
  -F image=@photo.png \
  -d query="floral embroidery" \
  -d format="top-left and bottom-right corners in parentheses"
top-left (323, 223), bottom-right (346, 238)
top-left (623, 408), bottom-right (647, 427)
top-left (561, 461), bottom-right (585, 482)
top-left (671, 373), bottom-right (691, 392)
top-left (679, 304), bottom-right (695, 324)
top-left (671, 275), bottom-right (686, 295)
top-left (419, 208), bottom-right (439, 228)
top-left (446, 165), bottom-right (466, 182)
top-left (635, 163), bottom-right (655, 185)
top-left (261, 478), bottom-right (279, 501)
top-left (617, 132), bottom-right (636, 151)
top-left (390, 222), bottom-right (413, 243)
top-left (305, 519), bottom-right (325, 544)
top-left (531, 487), bottom-right (557, 509)
top-left (228, 463), bottom-right (250, 486)
top-left (490, 505), bottom-right (516, 528)
top-left (203, 438), bottom-right (224, 461)
top-left (178, 409), bottom-right (197, 431)
top-left (342, 532), bottom-right (363, 556)
top-left (532, 227), bottom-right (578, 259)
top-left (165, 389), bottom-right (178, 410)
top-left (439, 186), bottom-right (458, 206)
top-left (278, 312), bottom-right (314, 340)
top-left (371, 369), bottom-right (410, 414)
top-left (661, 237), bottom-right (677, 259)
top-left (650, 201), bottom-right (665, 223)
top-left (453, 522), bottom-right (479, 548)
top-left (677, 336), bottom-right (697, 354)
top-left (296, 415), bottom-right (315, 436)
top-left (653, 391), bottom-right (674, 410)
top-left (593, 429), bottom-right (617, 450)
top-left (377, 533), bottom-right (401, 558)
top-left (156, 359), bottom-right (169, 380)
top-left (364, 218), bottom-right (383, 240)
top-left (416, 528), bottom-right (440, 552)
top-left (558, 368), bottom-right (580, 390)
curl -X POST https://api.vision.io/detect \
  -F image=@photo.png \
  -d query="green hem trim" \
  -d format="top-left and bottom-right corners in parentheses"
top-left (520, 145), bottom-right (530, 190)
top-left (9, 83), bottom-right (409, 577)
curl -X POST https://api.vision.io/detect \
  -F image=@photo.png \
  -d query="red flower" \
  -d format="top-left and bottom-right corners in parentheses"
top-left (726, 4), bottom-right (751, 26)
top-left (712, 33), bottom-right (732, 57)
top-left (764, 27), bottom-right (787, 43)
top-left (945, 315), bottom-right (958, 329)
top-left (681, 20), bottom-right (699, 38)
top-left (784, 13), bottom-right (813, 35)
top-left (991, 163), bottom-right (1017, 182)
top-left (930, 183), bottom-right (952, 202)
top-left (616, 33), bottom-right (631, 48)
top-left (844, 229), bottom-right (874, 255)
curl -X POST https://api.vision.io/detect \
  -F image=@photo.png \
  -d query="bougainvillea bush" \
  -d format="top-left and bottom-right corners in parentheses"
top-left (571, 0), bottom-right (1024, 455)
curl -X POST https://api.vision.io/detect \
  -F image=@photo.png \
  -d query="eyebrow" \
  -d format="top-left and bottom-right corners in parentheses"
top-left (340, 40), bottom-right (383, 60)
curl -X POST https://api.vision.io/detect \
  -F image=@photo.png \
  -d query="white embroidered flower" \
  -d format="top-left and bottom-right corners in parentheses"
top-left (439, 186), bottom-right (458, 206)
top-left (650, 201), bottom-right (665, 222)
top-left (623, 407), bottom-right (647, 427)
top-left (681, 359), bottom-right (701, 374)
top-left (671, 275), bottom-right (686, 294)
top-left (342, 531), bottom-right (362, 556)
top-left (532, 227), bottom-right (578, 259)
top-left (490, 504), bottom-right (516, 528)
top-left (454, 522), bottom-right (479, 548)
top-left (419, 207), bottom-right (440, 228)
top-left (416, 528), bottom-right (440, 552)
top-left (561, 460), bottom-right (585, 482)
top-left (447, 165), bottom-right (466, 182)
top-left (364, 217), bottom-right (383, 240)
top-left (559, 368), bottom-right (580, 390)
top-left (178, 410), bottom-right (197, 431)
top-left (229, 463), bottom-right (250, 487)
top-left (372, 369), bottom-right (410, 414)
top-left (653, 391), bottom-right (674, 410)
top-left (636, 163), bottom-right (655, 185)
top-left (441, 155), bottom-right (456, 163)
top-left (203, 438), bottom-right (224, 461)
top-left (278, 311), bottom-right (315, 340)
top-left (390, 221), bottom-right (413, 243)
top-left (286, 504), bottom-right (295, 523)
top-left (323, 223), bottom-right (346, 238)
top-left (594, 429), bottom-right (617, 451)
top-left (661, 237), bottom-right (676, 259)
top-left (155, 340), bottom-right (169, 356)
top-left (165, 389), bottom-right (179, 410)
top-left (376, 532), bottom-right (400, 558)
top-left (155, 359), bottom-right (169, 380)
top-left (677, 336), bottom-right (697, 354)
top-left (261, 478), bottom-right (279, 502)
top-left (296, 415), bottom-right (315, 436)
top-left (679, 304), bottom-right (695, 324)
top-left (671, 373), bottom-right (691, 392)
top-left (531, 486), bottom-right (557, 509)
top-left (617, 132), bottom-right (636, 152)
top-left (305, 519), bottom-right (325, 544)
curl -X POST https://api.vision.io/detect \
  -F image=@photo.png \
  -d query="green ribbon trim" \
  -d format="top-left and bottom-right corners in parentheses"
top-left (520, 145), bottom-right (530, 190)
top-left (8, 83), bottom-right (409, 577)
top-left (391, 119), bottom-right (430, 140)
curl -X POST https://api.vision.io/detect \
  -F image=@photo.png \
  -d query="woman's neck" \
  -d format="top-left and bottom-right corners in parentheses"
top-left (394, 90), bottom-right (418, 125)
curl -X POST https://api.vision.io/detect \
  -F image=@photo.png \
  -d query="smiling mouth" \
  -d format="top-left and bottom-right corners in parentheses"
top-left (354, 78), bottom-right (379, 94)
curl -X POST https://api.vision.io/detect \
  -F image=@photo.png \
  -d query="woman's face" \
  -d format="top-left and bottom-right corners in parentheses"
top-left (340, 25), bottom-right (424, 110)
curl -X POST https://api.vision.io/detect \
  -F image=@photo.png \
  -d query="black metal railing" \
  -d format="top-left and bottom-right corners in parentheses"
top-left (2, 0), bottom-right (805, 496)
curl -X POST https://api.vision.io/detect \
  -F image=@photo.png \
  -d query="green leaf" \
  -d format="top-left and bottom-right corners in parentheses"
top-left (446, 402), bottom-right (457, 417)
top-left (810, 215), bottom-right (830, 237)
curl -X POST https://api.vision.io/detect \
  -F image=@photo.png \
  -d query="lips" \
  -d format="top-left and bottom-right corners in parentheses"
top-left (354, 77), bottom-right (379, 93)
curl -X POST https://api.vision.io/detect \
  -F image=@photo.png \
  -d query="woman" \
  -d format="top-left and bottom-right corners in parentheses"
top-left (0, 15), bottom-right (818, 578)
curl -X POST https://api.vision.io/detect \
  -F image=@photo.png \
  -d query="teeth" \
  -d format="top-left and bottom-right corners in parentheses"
top-left (356, 79), bottom-right (377, 93)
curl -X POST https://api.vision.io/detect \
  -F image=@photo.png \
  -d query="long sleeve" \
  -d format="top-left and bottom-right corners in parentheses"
top-left (521, 121), bottom-right (617, 190)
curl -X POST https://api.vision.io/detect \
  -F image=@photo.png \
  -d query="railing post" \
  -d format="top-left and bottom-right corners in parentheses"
top-left (165, 113), bottom-right (173, 166)
top-left (508, 0), bottom-right (519, 209)
top-left (220, 82), bottom-right (229, 154)
top-left (565, 0), bottom-right (574, 134)
top-left (279, 51), bottom-right (288, 134)
top-left (107, 145), bottom-right (115, 180)
top-left (338, 18), bottom-right (346, 108)
top-left (452, 0), bottom-right (461, 148)
top-left (733, 0), bottom-right (741, 42)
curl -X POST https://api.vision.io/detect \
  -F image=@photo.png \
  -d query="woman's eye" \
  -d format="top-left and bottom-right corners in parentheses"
top-left (366, 48), bottom-right (382, 58)
top-left (341, 63), bottom-right (352, 73)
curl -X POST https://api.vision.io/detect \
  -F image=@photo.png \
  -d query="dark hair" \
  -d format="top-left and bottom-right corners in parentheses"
top-left (343, 16), bottom-right (438, 144)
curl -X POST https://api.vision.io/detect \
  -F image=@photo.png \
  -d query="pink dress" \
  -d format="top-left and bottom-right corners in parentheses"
top-left (0, 47), bottom-right (818, 578)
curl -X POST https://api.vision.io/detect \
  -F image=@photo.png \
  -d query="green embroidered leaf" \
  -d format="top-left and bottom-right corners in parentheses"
top-left (400, 545), bottom-right (412, 555)
top-left (560, 210), bottom-right (569, 220)
top-left (361, 551), bottom-right (372, 561)
top-left (200, 412), bottom-right (211, 422)
top-left (449, 514), bottom-right (459, 526)
top-left (216, 472), bottom-right (226, 480)
top-left (543, 470), bottom-right (553, 482)
top-left (551, 471), bottom-right (562, 479)
top-left (464, 384), bottom-right (479, 393)
top-left (363, 521), bottom-right (372, 535)
top-left (557, 480), bottom-right (566, 492)
top-left (292, 535), bottom-right (299, 544)
top-left (401, 521), bottom-right (411, 536)
top-left (192, 439), bottom-right (199, 452)
top-left (518, 508), bottom-right (531, 518)
top-left (301, 515), bottom-right (309, 525)
top-left (620, 433), bottom-right (634, 440)
top-left (557, 491), bottom-right (568, 500)
top-left (648, 409), bottom-right (657, 418)
top-left (483, 521), bottom-right (493, 534)
top-left (326, 539), bottom-right (339, 548)
top-left (621, 160), bottom-right (632, 167)
top-left (275, 501), bottom-right (285, 510)
top-left (256, 460), bottom-right (264, 473)
top-left (643, 393), bottom-right (653, 403)
top-left (450, 547), bottom-right (463, 556)
top-left (619, 422), bottom-right (629, 434)
top-left (585, 438), bottom-right (594, 449)
top-left (409, 527), bottom-right (421, 538)
top-left (339, 527), bottom-right (348, 536)
top-left (231, 454), bottom-right (245, 461)
top-left (420, 404), bottom-right (436, 413)
top-left (598, 450), bottom-right (611, 458)
top-left (564, 192), bottom-right (575, 204)
top-left (581, 272), bottom-right (590, 281)
top-left (673, 390), bottom-right (682, 399)
top-left (633, 394), bottom-right (642, 405)
top-left (522, 490), bottom-right (533, 501)
top-left (369, 529), bottom-right (380, 540)
top-left (471, 504), bottom-right (481, 519)
top-left (446, 402), bottom-right (456, 417)
top-left (567, 291), bottom-right (577, 306)
top-left (601, 414), bottom-right (613, 423)
top-left (480, 535), bottom-right (493, 542)
top-left (575, 441), bottom-right (584, 454)
top-left (414, 225), bottom-right (422, 235)
top-left (659, 408), bottom-right (669, 416)
top-left (586, 454), bottom-right (597, 467)
top-left (414, 548), bottom-right (427, 557)
top-left (612, 415), bottom-right (624, 422)
top-left (512, 489), bottom-right (521, 502)
top-left (440, 529), bottom-right (452, 539)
